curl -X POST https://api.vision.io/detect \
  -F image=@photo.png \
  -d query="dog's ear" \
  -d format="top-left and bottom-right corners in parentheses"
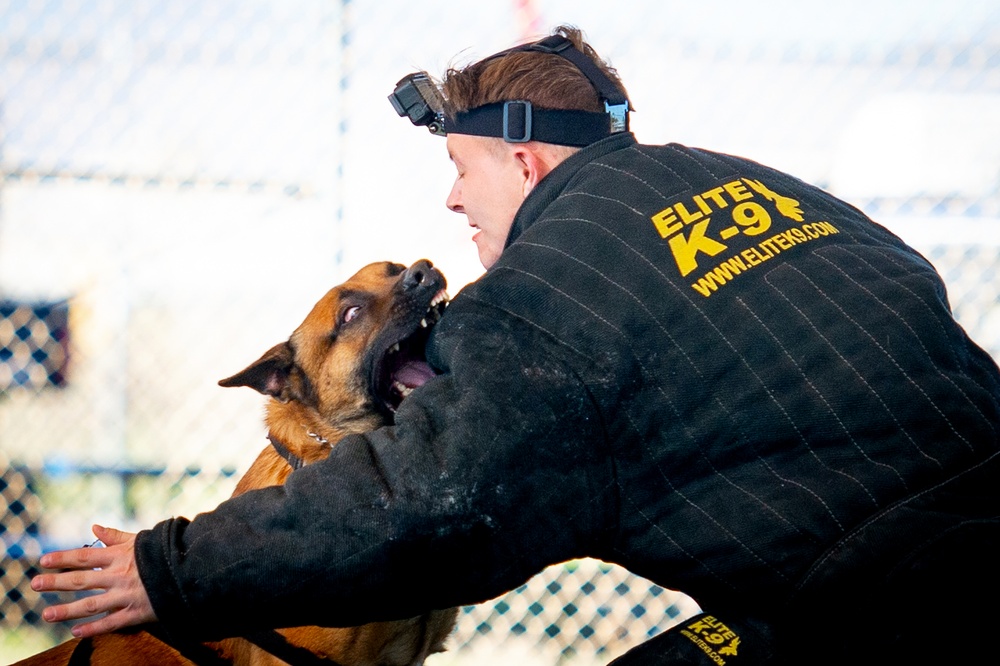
top-left (219, 342), bottom-right (295, 402)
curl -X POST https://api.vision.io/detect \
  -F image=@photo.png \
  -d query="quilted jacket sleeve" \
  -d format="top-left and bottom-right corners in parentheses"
top-left (134, 298), bottom-right (616, 638)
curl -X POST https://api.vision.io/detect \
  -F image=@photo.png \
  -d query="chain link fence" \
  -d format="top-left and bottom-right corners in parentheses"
top-left (1, 1), bottom-right (999, 663)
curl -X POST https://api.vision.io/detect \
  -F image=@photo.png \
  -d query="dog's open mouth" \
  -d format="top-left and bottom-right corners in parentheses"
top-left (374, 289), bottom-right (449, 414)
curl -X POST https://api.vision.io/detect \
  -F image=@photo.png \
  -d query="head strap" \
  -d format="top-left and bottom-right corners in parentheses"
top-left (446, 35), bottom-right (630, 144)
top-left (390, 34), bottom-right (630, 145)
top-left (448, 101), bottom-right (614, 147)
top-left (518, 35), bottom-right (629, 110)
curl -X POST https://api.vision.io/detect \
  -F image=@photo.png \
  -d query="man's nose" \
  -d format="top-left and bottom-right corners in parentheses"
top-left (446, 180), bottom-right (463, 213)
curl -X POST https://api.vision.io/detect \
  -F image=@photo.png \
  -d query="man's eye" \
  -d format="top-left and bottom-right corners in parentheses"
top-left (343, 306), bottom-right (361, 323)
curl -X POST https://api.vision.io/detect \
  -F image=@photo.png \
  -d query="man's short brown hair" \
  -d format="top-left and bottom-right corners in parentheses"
top-left (441, 25), bottom-right (631, 118)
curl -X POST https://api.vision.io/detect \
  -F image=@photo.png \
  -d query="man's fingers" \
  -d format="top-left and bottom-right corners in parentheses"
top-left (92, 524), bottom-right (135, 547)
top-left (31, 571), bottom-right (90, 593)
top-left (41, 592), bottom-right (111, 623)
top-left (32, 524), bottom-right (154, 636)
top-left (32, 567), bottom-right (116, 593)
top-left (66, 608), bottom-right (140, 638)
top-left (39, 545), bottom-right (114, 571)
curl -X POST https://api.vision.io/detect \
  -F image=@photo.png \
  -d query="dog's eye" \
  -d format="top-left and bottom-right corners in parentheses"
top-left (342, 305), bottom-right (361, 324)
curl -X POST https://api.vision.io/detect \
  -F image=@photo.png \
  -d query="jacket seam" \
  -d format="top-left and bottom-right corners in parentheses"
top-left (794, 449), bottom-right (1000, 594)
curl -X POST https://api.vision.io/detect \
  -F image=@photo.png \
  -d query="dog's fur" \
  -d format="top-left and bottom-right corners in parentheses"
top-left (18, 260), bottom-right (457, 666)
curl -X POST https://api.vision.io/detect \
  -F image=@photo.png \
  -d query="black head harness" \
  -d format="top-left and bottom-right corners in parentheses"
top-left (389, 35), bottom-right (629, 147)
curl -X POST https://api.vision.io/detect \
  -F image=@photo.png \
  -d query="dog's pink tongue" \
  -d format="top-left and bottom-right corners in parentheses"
top-left (395, 360), bottom-right (437, 388)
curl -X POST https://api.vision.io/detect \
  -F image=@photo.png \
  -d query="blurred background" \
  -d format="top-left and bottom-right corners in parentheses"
top-left (1, 0), bottom-right (998, 663)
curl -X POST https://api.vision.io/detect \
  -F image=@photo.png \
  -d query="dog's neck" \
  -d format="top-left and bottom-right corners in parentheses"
top-left (263, 398), bottom-right (386, 466)
top-left (267, 433), bottom-right (306, 470)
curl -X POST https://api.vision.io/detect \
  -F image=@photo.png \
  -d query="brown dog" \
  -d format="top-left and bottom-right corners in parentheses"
top-left (17, 260), bottom-right (457, 666)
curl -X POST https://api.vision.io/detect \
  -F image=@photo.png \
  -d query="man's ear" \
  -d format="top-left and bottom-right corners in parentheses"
top-left (512, 144), bottom-right (554, 198)
top-left (218, 342), bottom-right (295, 402)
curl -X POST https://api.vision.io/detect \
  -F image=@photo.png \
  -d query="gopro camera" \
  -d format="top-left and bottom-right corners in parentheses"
top-left (388, 72), bottom-right (447, 136)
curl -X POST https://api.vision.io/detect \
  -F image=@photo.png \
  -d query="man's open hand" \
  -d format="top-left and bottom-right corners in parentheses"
top-left (30, 524), bottom-right (156, 638)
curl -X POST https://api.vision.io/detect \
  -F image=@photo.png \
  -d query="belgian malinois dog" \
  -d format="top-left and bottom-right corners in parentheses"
top-left (18, 260), bottom-right (457, 666)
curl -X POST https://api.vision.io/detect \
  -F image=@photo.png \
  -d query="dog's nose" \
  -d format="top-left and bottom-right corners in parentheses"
top-left (402, 259), bottom-right (435, 292)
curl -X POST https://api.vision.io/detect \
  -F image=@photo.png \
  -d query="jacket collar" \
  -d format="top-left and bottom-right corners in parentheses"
top-left (504, 131), bottom-right (638, 249)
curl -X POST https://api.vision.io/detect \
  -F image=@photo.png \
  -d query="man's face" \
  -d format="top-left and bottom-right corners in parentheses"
top-left (445, 134), bottom-right (527, 269)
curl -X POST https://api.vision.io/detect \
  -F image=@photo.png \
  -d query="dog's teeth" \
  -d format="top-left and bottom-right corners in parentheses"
top-left (393, 381), bottom-right (414, 398)
top-left (420, 318), bottom-right (428, 328)
top-left (430, 290), bottom-right (449, 308)
top-left (390, 343), bottom-right (400, 353)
